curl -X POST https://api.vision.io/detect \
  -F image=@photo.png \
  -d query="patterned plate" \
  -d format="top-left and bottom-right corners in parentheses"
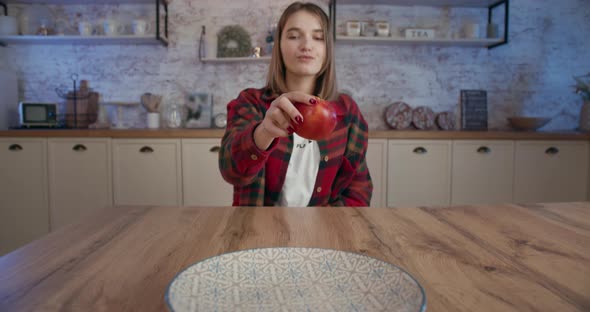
top-left (412, 106), bottom-right (435, 130)
top-left (384, 101), bottom-right (413, 129)
top-left (436, 111), bottom-right (456, 131)
top-left (166, 247), bottom-right (426, 312)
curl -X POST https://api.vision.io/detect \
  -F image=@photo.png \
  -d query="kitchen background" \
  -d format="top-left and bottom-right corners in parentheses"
top-left (1, 0), bottom-right (589, 130)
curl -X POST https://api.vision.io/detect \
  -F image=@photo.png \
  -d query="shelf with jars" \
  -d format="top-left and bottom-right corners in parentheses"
top-left (0, 0), bottom-right (169, 46)
top-left (329, 0), bottom-right (509, 49)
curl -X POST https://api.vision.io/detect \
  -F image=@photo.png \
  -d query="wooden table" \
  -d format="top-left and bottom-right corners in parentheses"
top-left (1, 202), bottom-right (589, 311)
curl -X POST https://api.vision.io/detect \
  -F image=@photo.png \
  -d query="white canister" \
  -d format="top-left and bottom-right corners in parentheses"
top-left (147, 112), bottom-right (160, 129)
top-left (463, 23), bottom-right (480, 38)
top-left (132, 19), bottom-right (150, 36)
top-left (78, 21), bottom-right (93, 36)
top-left (0, 15), bottom-right (18, 36)
top-left (375, 21), bottom-right (390, 37)
top-left (103, 19), bottom-right (121, 36)
top-left (346, 21), bottom-right (361, 37)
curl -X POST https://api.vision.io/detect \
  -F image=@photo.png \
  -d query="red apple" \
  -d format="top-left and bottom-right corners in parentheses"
top-left (293, 99), bottom-right (337, 141)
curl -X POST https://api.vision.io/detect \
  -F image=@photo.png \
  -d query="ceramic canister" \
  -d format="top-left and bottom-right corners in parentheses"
top-left (0, 15), bottom-right (18, 35)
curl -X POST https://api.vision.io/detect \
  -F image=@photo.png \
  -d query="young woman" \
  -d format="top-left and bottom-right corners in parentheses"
top-left (219, 1), bottom-right (372, 206)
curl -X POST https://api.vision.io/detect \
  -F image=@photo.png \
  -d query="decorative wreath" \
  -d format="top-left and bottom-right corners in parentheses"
top-left (217, 25), bottom-right (253, 58)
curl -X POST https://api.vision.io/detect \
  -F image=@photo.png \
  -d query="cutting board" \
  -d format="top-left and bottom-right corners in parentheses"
top-left (0, 69), bottom-right (18, 129)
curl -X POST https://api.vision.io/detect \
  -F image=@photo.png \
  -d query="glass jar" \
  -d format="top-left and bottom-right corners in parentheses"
top-left (164, 104), bottom-right (184, 128)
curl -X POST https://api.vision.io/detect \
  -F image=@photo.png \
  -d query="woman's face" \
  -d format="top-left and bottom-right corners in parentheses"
top-left (280, 10), bottom-right (326, 79)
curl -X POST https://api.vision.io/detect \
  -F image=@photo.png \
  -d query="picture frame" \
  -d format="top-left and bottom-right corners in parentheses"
top-left (185, 92), bottom-right (212, 128)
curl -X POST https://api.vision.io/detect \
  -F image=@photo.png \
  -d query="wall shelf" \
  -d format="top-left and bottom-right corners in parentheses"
top-left (336, 35), bottom-right (503, 47)
top-left (335, 0), bottom-right (503, 7)
top-left (329, 0), bottom-right (509, 50)
top-left (0, 0), bottom-right (169, 46)
top-left (200, 56), bottom-right (271, 63)
top-left (0, 0), bottom-right (164, 4)
top-left (0, 35), bottom-right (167, 45)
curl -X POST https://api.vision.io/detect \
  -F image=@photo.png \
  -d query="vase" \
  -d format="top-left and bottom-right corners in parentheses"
top-left (580, 101), bottom-right (590, 132)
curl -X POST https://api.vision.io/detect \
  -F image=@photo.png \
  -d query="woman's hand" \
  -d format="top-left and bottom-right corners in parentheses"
top-left (253, 91), bottom-right (318, 150)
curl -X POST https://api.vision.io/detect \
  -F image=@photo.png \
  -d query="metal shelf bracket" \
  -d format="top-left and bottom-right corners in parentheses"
top-left (156, 0), bottom-right (169, 47)
top-left (487, 0), bottom-right (509, 50)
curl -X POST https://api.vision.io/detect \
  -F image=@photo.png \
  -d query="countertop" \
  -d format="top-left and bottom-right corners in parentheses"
top-left (1, 128), bottom-right (589, 140)
top-left (0, 202), bottom-right (588, 311)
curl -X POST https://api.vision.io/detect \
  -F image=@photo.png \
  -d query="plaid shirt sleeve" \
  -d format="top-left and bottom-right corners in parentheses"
top-left (219, 88), bottom-right (278, 186)
top-left (329, 94), bottom-right (373, 207)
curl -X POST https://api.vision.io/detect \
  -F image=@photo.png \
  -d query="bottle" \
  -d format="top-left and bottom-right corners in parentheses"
top-left (265, 31), bottom-right (274, 56)
top-left (199, 25), bottom-right (207, 59)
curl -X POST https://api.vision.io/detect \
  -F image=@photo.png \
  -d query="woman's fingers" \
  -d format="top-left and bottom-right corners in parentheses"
top-left (263, 92), bottom-right (318, 138)
top-left (284, 91), bottom-right (318, 107)
top-left (261, 118), bottom-right (289, 137)
top-left (274, 92), bottom-right (317, 124)
top-left (273, 96), bottom-right (302, 125)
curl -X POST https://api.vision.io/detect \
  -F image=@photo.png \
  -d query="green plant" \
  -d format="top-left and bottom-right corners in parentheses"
top-left (573, 72), bottom-right (590, 101)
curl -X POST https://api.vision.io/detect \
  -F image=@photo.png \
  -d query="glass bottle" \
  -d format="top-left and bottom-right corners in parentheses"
top-left (164, 104), bottom-right (184, 128)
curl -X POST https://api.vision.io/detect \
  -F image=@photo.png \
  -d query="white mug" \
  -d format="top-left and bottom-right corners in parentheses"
top-left (103, 19), bottom-right (121, 36)
top-left (132, 19), bottom-right (150, 35)
top-left (78, 21), bottom-right (93, 36)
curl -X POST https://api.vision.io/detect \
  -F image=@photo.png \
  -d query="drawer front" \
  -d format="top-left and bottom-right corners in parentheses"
top-left (182, 139), bottom-right (232, 206)
top-left (387, 140), bottom-right (451, 207)
top-left (113, 139), bottom-right (181, 206)
top-left (367, 139), bottom-right (388, 208)
top-left (0, 139), bottom-right (49, 255)
top-left (452, 140), bottom-right (514, 205)
top-left (514, 141), bottom-right (588, 203)
top-left (48, 138), bottom-right (112, 230)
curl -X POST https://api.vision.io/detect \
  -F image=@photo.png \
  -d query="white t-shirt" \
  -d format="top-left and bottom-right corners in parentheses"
top-left (277, 133), bottom-right (320, 207)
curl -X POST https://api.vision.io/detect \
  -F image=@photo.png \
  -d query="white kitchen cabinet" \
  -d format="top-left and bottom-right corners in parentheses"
top-left (182, 139), bottom-right (233, 206)
top-left (387, 140), bottom-right (452, 207)
top-left (0, 138), bottom-right (49, 255)
top-left (367, 139), bottom-right (388, 207)
top-left (514, 141), bottom-right (589, 203)
top-left (48, 138), bottom-right (112, 230)
top-left (451, 140), bottom-right (514, 205)
top-left (113, 139), bottom-right (182, 206)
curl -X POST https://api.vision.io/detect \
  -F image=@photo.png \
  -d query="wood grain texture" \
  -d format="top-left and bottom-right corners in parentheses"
top-left (0, 129), bottom-right (589, 140)
top-left (0, 129), bottom-right (227, 138)
top-left (0, 203), bottom-right (588, 311)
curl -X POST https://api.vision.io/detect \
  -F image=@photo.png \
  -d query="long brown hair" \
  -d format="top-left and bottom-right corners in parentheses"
top-left (266, 2), bottom-right (338, 101)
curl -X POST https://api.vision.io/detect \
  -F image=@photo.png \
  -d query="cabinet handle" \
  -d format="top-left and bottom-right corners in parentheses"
top-left (545, 147), bottom-right (559, 155)
top-left (477, 146), bottom-right (491, 154)
top-left (209, 146), bottom-right (221, 153)
top-left (72, 144), bottom-right (87, 152)
top-left (8, 144), bottom-right (23, 151)
top-left (140, 146), bottom-right (154, 153)
top-left (413, 147), bottom-right (427, 154)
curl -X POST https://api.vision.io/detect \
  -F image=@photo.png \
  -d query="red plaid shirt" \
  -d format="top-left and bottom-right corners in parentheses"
top-left (219, 87), bottom-right (372, 206)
